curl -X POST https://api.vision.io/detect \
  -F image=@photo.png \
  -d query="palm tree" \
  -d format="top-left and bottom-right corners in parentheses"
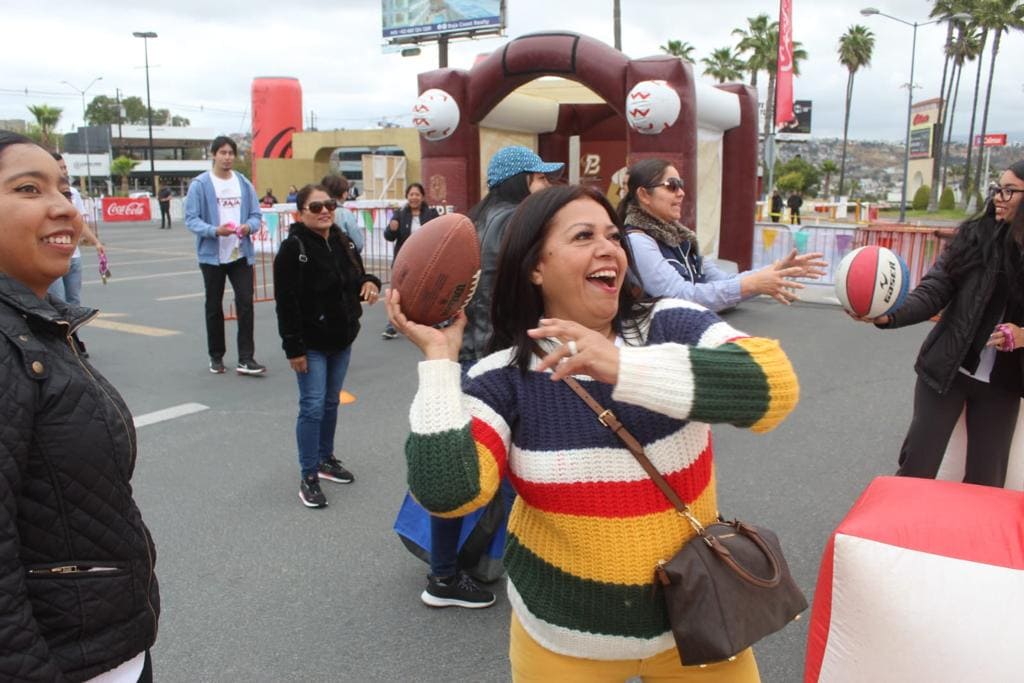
top-left (970, 0), bottom-right (1024, 203)
top-left (27, 104), bottom-right (62, 149)
top-left (734, 15), bottom-right (807, 148)
top-left (110, 156), bottom-right (137, 195)
top-left (733, 14), bottom-right (774, 88)
top-left (961, 16), bottom-right (989, 203)
top-left (941, 24), bottom-right (983, 190)
top-left (701, 47), bottom-right (746, 83)
top-left (820, 160), bottom-right (840, 199)
top-left (660, 39), bottom-right (696, 63)
top-left (837, 25), bottom-right (874, 197)
top-left (927, 0), bottom-right (969, 209)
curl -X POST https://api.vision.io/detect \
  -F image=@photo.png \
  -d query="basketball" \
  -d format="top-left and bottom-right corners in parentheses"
top-left (391, 213), bottom-right (481, 326)
top-left (834, 246), bottom-right (909, 318)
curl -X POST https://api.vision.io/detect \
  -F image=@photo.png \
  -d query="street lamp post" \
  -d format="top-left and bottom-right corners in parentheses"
top-left (860, 8), bottom-right (971, 223)
top-left (61, 76), bottom-right (103, 195)
top-left (132, 31), bottom-right (158, 194)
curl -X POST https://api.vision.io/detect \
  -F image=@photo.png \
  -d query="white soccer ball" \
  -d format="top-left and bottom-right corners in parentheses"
top-left (625, 80), bottom-right (681, 135)
top-left (412, 89), bottom-right (460, 141)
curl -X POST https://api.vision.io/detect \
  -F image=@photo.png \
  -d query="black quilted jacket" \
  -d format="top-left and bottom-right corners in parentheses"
top-left (0, 275), bottom-right (159, 681)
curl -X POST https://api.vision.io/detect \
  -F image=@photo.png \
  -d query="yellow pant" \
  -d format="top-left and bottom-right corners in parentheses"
top-left (509, 613), bottom-right (761, 683)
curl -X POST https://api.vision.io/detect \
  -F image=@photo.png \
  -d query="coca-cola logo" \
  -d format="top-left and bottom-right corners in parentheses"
top-left (105, 201), bottom-right (147, 217)
top-left (103, 197), bottom-right (152, 222)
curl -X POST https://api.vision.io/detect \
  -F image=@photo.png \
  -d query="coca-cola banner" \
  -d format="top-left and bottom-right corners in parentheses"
top-left (102, 197), bottom-right (152, 222)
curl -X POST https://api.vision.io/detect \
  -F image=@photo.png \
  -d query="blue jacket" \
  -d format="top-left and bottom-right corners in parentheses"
top-left (184, 170), bottom-right (262, 265)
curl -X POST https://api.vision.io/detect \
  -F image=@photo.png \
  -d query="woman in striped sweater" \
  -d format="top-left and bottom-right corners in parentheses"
top-left (385, 185), bottom-right (799, 681)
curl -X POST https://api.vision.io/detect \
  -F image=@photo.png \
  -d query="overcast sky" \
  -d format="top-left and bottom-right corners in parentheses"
top-left (3, 0), bottom-right (1022, 143)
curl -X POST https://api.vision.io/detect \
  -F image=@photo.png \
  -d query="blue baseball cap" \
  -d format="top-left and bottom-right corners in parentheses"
top-left (486, 146), bottom-right (564, 189)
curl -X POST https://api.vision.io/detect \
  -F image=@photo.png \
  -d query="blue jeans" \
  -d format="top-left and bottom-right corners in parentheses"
top-left (48, 256), bottom-right (83, 305)
top-left (294, 347), bottom-right (352, 477)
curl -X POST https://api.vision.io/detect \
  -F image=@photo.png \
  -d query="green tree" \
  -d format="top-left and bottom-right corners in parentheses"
top-left (701, 47), bottom-right (746, 83)
top-left (170, 115), bottom-right (191, 127)
top-left (969, 0), bottom-right (1024, 205)
top-left (121, 96), bottom-right (148, 124)
top-left (939, 186), bottom-right (956, 210)
top-left (85, 95), bottom-right (121, 125)
top-left (775, 171), bottom-right (804, 195)
top-left (110, 155), bottom-right (137, 195)
top-left (26, 104), bottom-right (62, 148)
top-left (912, 184), bottom-right (931, 210)
top-left (775, 156), bottom-right (821, 196)
top-left (820, 159), bottom-right (840, 198)
top-left (837, 24), bottom-right (874, 197)
top-left (660, 39), bottom-right (696, 63)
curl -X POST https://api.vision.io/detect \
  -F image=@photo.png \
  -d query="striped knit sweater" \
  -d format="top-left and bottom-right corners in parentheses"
top-left (406, 299), bottom-right (799, 660)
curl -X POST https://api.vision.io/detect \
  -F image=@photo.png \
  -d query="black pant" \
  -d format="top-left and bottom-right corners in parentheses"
top-left (898, 373), bottom-right (1019, 486)
top-left (200, 259), bottom-right (255, 362)
top-left (159, 201), bottom-right (171, 228)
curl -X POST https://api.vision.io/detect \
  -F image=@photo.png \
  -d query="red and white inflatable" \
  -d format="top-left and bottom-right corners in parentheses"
top-left (805, 476), bottom-right (1024, 682)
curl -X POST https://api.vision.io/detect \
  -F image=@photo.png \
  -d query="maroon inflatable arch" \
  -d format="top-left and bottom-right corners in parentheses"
top-left (417, 31), bottom-right (757, 269)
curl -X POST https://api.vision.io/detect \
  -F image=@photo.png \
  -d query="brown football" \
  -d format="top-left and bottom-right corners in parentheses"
top-left (391, 212), bottom-right (481, 326)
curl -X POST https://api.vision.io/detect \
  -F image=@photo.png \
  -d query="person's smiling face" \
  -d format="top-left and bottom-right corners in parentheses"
top-left (0, 143), bottom-right (81, 297)
top-left (530, 197), bottom-right (628, 333)
top-left (993, 169), bottom-right (1024, 223)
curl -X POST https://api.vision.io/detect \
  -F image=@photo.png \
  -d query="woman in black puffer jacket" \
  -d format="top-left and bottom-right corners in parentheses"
top-left (274, 184), bottom-right (381, 509)
top-left (381, 183), bottom-right (440, 339)
top-left (0, 130), bottom-right (159, 681)
top-left (864, 160), bottom-right (1024, 487)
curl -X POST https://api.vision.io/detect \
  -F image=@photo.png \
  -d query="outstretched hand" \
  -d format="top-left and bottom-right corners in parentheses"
top-left (741, 265), bottom-right (806, 305)
top-left (776, 248), bottom-right (828, 279)
top-left (384, 289), bottom-right (465, 361)
top-left (527, 319), bottom-right (620, 384)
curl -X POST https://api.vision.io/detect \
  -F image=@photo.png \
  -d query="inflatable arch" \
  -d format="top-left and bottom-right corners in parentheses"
top-left (416, 32), bottom-right (759, 268)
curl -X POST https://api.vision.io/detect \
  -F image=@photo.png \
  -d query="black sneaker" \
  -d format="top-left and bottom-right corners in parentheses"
top-left (381, 326), bottom-right (398, 340)
top-left (236, 359), bottom-right (266, 375)
top-left (209, 358), bottom-right (226, 374)
top-left (299, 474), bottom-right (327, 508)
top-left (421, 572), bottom-right (496, 609)
top-left (318, 456), bottom-right (354, 484)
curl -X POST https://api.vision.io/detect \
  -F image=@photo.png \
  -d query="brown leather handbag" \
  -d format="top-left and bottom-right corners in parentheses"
top-left (562, 375), bottom-right (808, 666)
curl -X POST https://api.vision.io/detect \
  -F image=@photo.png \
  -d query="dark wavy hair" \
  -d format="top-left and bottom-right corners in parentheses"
top-left (942, 160), bottom-right (1024, 283)
top-left (617, 158), bottom-right (672, 221)
top-left (488, 184), bottom-right (652, 372)
top-left (0, 130), bottom-right (39, 165)
top-left (321, 174), bottom-right (349, 200)
top-left (468, 172), bottom-right (532, 224)
top-left (295, 183), bottom-right (328, 212)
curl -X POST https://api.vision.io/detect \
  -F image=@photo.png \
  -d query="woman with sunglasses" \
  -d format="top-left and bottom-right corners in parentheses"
top-left (620, 159), bottom-right (826, 312)
top-left (382, 183), bottom-right (440, 339)
top-left (274, 184), bottom-right (381, 508)
top-left (857, 161), bottom-right (1024, 488)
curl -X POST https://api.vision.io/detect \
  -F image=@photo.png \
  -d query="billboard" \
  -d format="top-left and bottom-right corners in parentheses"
top-left (909, 126), bottom-right (933, 159)
top-left (382, 0), bottom-right (503, 40)
top-left (777, 100), bottom-right (811, 136)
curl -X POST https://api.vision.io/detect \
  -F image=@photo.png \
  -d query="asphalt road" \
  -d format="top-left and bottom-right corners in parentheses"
top-left (76, 219), bottom-right (928, 682)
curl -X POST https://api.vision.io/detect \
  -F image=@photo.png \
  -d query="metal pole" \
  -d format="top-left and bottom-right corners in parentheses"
top-left (898, 22), bottom-right (919, 223)
top-left (438, 35), bottom-right (448, 68)
top-left (81, 91), bottom-right (92, 196)
top-left (613, 0), bottom-right (621, 51)
top-left (142, 37), bottom-right (157, 193)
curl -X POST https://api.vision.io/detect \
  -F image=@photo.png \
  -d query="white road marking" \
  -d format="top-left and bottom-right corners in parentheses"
top-left (157, 290), bottom-right (233, 301)
top-left (133, 402), bottom-right (209, 428)
top-left (83, 269), bottom-right (198, 285)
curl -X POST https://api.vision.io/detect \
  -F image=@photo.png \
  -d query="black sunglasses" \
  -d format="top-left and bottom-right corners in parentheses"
top-left (304, 200), bottom-right (338, 214)
top-left (646, 177), bottom-right (685, 192)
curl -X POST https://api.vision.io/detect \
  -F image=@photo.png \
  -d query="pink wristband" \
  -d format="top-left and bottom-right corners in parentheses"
top-left (998, 324), bottom-right (1015, 352)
